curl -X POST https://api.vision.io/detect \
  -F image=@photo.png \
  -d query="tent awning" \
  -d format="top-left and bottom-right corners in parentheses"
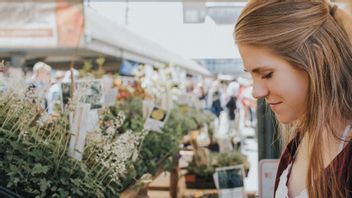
top-left (83, 6), bottom-right (211, 76)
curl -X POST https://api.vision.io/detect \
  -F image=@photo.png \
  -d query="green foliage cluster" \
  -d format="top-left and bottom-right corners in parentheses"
top-left (0, 94), bottom-right (105, 197)
top-left (0, 94), bottom-right (215, 197)
top-left (112, 97), bottom-right (215, 189)
top-left (115, 97), bottom-right (145, 132)
top-left (79, 58), bottom-right (106, 78)
top-left (186, 152), bottom-right (250, 178)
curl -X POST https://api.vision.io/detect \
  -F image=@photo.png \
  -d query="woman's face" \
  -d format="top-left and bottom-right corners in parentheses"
top-left (238, 44), bottom-right (309, 124)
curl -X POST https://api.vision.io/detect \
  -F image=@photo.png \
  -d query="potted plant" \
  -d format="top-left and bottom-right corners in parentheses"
top-left (185, 151), bottom-right (250, 189)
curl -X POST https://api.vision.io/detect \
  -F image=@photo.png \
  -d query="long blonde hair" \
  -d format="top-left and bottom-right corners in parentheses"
top-left (235, 0), bottom-right (352, 197)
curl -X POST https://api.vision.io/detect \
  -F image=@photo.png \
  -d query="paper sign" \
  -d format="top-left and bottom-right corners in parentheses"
top-left (75, 80), bottom-right (103, 109)
top-left (259, 159), bottom-right (279, 198)
top-left (68, 103), bottom-right (90, 161)
top-left (85, 109), bottom-right (99, 133)
top-left (103, 88), bottom-right (118, 107)
top-left (144, 106), bottom-right (168, 132)
top-left (61, 79), bottom-right (103, 110)
top-left (177, 94), bottom-right (191, 113)
top-left (213, 165), bottom-right (247, 198)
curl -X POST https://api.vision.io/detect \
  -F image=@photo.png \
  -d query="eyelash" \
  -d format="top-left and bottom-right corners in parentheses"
top-left (262, 72), bottom-right (273, 79)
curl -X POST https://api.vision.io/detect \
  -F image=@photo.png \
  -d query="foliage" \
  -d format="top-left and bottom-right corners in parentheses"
top-left (79, 57), bottom-right (105, 78)
top-left (0, 93), bottom-right (103, 197)
top-left (115, 97), bottom-right (145, 132)
top-left (0, 91), bottom-right (215, 197)
top-left (110, 97), bottom-right (215, 190)
top-left (186, 151), bottom-right (250, 178)
top-left (0, 93), bottom-right (148, 197)
top-left (215, 152), bottom-right (249, 169)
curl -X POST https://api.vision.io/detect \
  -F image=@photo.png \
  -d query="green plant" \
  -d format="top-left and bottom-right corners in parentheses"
top-left (214, 152), bottom-right (250, 175)
top-left (0, 93), bottom-right (103, 197)
top-left (115, 97), bottom-right (145, 132)
top-left (186, 151), bottom-right (250, 178)
top-left (113, 97), bottom-right (216, 188)
top-left (0, 93), bottom-right (149, 197)
top-left (0, 90), bottom-right (216, 197)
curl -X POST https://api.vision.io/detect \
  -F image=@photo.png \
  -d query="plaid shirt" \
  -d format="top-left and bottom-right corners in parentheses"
top-left (274, 136), bottom-right (352, 197)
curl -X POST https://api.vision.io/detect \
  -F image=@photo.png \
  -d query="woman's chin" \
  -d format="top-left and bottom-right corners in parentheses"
top-left (275, 114), bottom-right (296, 124)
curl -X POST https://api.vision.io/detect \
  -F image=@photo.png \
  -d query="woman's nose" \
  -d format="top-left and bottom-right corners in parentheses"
top-left (252, 83), bottom-right (269, 99)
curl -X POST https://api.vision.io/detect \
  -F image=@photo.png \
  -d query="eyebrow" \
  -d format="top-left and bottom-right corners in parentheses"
top-left (244, 66), bottom-right (272, 73)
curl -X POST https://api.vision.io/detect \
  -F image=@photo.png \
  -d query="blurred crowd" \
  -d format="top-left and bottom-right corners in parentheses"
top-left (186, 76), bottom-right (257, 152)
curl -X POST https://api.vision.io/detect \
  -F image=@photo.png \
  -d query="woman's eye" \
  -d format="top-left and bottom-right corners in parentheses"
top-left (262, 72), bottom-right (273, 79)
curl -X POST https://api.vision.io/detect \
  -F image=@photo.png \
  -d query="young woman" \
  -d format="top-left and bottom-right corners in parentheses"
top-left (234, 0), bottom-right (352, 197)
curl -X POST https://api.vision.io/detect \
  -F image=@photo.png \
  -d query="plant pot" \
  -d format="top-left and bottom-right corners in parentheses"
top-left (0, 186), bottom-right (24, 198)
top-left (207, 143), bottom-right (219, 152)
top-left (184, 174), bottom-right (216, 189)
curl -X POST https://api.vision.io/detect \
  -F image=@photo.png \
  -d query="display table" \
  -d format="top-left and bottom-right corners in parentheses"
top-left (121, 157), bottom-right (179, 198)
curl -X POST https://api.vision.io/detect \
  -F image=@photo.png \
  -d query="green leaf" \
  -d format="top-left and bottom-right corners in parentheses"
top-left (58, 188), bottom-right (69, 197)
top-left (106, 184), bottom-right (117, 195)
top-left (70, 178), bottom-right (81, 187)
top-left (8, 164), bottom-right (21, 177)
top-left (31, 163), bottom-right (49, 176)
top-left (39, 178), bottom-right (50, 193)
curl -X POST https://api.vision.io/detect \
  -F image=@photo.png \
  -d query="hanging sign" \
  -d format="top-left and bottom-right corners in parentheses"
top-left (144, 106), bottom-right (169, 132)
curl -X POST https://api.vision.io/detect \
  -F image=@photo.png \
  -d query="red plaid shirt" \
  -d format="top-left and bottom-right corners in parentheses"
top-left (274, 136), bottom-right (352, 197)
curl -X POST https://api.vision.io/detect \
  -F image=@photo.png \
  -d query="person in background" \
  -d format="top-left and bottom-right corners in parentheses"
top-left (210, 91), bottom-right (223, 118)
top-left (28, 61), bottom-right (52, 91)
top-left (194, 83), bottom-right (208, 110)
top-left (235, 0), bottom-right (352, 197)
top-left (46, 71), bottom-right (65, 115)
top-left (27, 62), bottom-right (52, 109)
top-left (226, 82), bottom-right (239, 122)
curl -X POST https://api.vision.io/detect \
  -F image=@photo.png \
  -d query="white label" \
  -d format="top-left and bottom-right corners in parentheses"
top-left (144, 106), bottom-right (168, 132)
top-left (103, 88), bottom-right (118, 107)
top-left (68, 103), bottom-right (91, 161)
top-left (259, 159), bottom-right (279, 198)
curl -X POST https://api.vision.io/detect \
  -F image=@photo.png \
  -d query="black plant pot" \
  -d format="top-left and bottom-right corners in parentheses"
top-left (185, 174), bottom-right (216, 189)
top-left (0, 186), bottom-right (23, 198)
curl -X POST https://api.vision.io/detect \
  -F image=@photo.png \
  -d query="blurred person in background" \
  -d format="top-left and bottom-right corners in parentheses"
top-left (235, 0), bottom-right (352, 197)
top-left (226, 81), bottom-right (239, 122)
top-left (27, 61), bottom-right (52, 109)
top-left (226, 81), bottom-right (241, 150)
top-left (194, 83), bottom-right (208, 110)
top-left (28, 61), bottom-right (52, 91)
top-left (47, 71), bottom-right (65, 115)
top-left (210, 91), bottom-right (223, 118)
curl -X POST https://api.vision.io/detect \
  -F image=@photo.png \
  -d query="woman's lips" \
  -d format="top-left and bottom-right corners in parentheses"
top-left (269, 102), bottom-right (282, 111)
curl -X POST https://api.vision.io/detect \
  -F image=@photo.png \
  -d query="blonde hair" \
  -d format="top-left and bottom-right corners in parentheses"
top-left (235, 0), bottom-right (352, 197)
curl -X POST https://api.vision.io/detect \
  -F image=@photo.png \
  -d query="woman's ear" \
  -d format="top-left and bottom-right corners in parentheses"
top-left (334, 7), bottom-right (352, 44)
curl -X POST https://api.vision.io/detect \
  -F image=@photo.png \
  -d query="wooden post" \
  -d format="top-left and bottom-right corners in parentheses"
top-left (70, 60), bottom-right (75, 99)
top-left (170, 156), bottom-right (179, 198)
